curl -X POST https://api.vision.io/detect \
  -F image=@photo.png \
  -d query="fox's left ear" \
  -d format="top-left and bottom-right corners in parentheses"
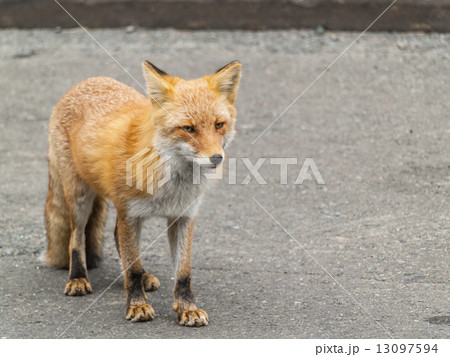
top-left (209, 61), bottom-right (242, 104)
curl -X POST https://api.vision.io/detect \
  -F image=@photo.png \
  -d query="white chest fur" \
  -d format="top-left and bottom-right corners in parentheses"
top-left (127, 160), bottom-right (207, 219)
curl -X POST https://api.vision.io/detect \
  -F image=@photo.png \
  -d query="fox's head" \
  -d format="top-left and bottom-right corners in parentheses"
top-left (142, 60), bottom-right (241, 168)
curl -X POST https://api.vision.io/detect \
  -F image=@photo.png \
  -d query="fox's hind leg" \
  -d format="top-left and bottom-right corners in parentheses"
top-left (142, 271), bottom-right (160, 292)
top-left (63, 177), bottom-right (96, 296)
top-left (85, 195), bottom-right (108, 269)
top-left (114, 217), bottom-right (159, 292)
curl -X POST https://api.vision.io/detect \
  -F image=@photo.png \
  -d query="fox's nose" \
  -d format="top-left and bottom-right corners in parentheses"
top-left (210, 154), bottom-right (223, 166)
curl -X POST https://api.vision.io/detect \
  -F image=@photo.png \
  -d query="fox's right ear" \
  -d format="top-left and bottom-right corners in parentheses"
top-left (142, 61), bottom-right (174, 104)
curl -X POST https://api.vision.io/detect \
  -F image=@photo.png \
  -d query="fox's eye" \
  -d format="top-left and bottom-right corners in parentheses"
top-left (215, 122), bottom-right (224, 130)
top-left (182, 126), bottom-right (195, 133)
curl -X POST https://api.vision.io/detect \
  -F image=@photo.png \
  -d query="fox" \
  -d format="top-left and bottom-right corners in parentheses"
top-left (43, 60), bottom-right (241, 326)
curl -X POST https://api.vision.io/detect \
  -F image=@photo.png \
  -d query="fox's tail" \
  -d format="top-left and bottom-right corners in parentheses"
top-left (44, 164), bottom-right (71, 268)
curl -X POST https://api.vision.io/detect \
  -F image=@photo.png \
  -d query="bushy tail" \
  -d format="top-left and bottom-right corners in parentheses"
top-left (44, 165), bottom-right (70, 268)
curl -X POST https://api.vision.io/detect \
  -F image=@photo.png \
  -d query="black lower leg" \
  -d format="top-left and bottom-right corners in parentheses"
top-left (126, 269), bottom-right (146, 305)
top-left (174, 277), bottom-right (195, 305)
top-left (69, 249), bottom-right (87, 280)
top-left (85, 242), bottom-right (102, 269)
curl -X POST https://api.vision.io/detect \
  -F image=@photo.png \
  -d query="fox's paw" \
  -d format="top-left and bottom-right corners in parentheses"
top-left (126, 303), bottom-right (155, 322)
top-left (64, 278), bottom-right (92, 296)
top-left (143, 273), bottom-right (160, 292)
top-left (173, 302), bottom-right (209, 327)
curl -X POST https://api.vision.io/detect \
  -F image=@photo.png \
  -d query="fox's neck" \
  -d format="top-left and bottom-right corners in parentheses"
top-left (124, 112), bottom-right (157, 155)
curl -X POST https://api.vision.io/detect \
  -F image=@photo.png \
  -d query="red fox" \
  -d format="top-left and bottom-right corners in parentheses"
top-left (44, 61), bottom-right (241, 326)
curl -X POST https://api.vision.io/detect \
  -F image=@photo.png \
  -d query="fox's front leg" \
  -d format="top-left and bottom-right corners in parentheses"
top-left (116, 211), bottom-right (154, 322)
top-left (168, 217), bottom-right (208, 327)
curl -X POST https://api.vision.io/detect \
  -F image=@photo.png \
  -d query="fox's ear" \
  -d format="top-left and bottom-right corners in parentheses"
top-left (209, 61), bottom-right (242, 104)
top-left (142, 61), bottom-right (174, 104)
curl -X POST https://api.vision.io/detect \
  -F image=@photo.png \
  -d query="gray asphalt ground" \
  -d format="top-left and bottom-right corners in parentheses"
top-left (0, 29), bottom-right (449, 339)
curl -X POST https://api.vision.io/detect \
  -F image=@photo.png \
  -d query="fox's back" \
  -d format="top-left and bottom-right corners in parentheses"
top-left (50, 76), bottom-right (150, 131)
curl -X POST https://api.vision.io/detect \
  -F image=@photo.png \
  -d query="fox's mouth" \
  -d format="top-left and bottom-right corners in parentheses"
top-left (207, 163), bottom-right (220, 169)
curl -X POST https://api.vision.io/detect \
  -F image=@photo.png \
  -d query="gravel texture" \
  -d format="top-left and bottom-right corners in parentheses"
top-left (0, 29), bottom-right (449, 338)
